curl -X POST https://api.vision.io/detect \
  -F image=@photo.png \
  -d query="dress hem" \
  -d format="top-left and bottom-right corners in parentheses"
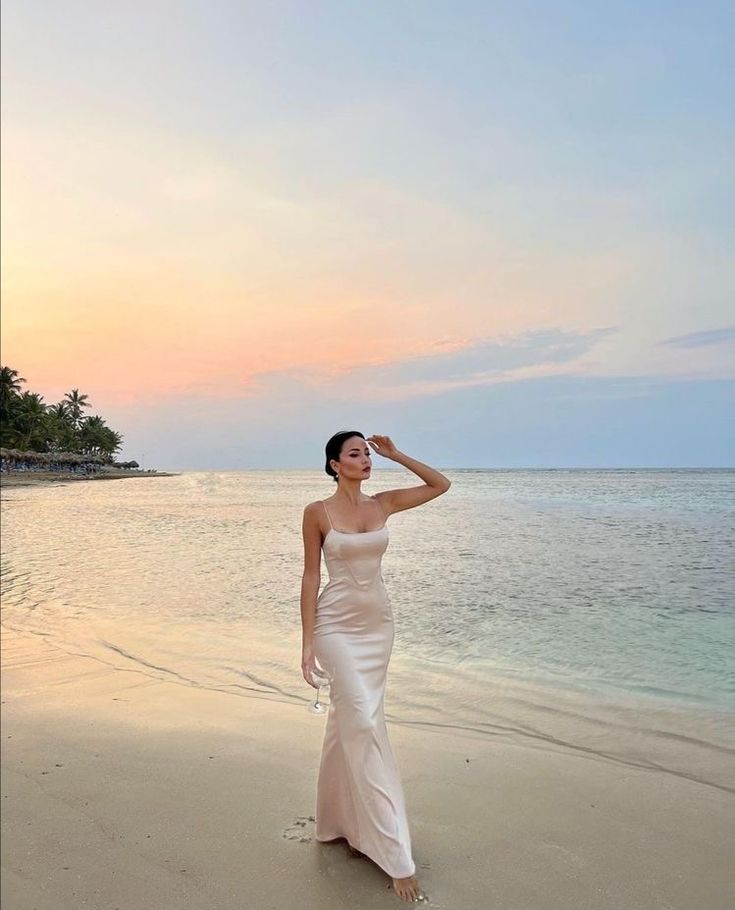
top-left (315, 832), bottom-right (416, 879)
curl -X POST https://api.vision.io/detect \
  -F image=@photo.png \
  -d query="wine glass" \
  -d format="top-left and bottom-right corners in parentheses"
top-left (307, 667), bottom-right (332, 715)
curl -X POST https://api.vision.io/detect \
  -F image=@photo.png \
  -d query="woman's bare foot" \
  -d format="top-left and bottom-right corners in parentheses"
top-left (392, 873), bottom-right (424, 902)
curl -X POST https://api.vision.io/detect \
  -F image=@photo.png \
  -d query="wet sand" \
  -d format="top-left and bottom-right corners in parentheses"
top-left (1, 625), bottom-right (733, 909)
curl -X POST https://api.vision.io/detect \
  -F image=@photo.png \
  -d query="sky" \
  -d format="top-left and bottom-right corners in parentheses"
top-left (2, 0), bottom-right (733, 469)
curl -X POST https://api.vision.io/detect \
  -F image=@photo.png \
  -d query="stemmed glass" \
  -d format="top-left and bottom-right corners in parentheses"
top-left (307, 666), bottom-right (332, 715)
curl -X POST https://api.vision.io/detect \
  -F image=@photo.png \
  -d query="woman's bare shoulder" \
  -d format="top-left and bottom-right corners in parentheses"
top-left (304, 498), bottom-right (328, 515)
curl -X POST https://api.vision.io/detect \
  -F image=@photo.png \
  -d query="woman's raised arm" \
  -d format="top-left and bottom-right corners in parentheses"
top-left (367, 435), bottom-right (451, 516)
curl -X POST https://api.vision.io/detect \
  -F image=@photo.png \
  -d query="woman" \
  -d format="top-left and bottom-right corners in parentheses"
top-left (300, 431), bottom-right (451, 903)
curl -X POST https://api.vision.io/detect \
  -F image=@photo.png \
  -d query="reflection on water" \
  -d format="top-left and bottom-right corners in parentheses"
top-left (2, 469), bottom-right (734, 787)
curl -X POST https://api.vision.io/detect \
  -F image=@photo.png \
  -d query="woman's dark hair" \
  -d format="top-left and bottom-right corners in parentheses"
top-left (325, 430), bottom-right (365, 483)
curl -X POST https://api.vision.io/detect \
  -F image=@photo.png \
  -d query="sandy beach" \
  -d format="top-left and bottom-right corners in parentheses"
top-left (1, 625), bottom-right (733, 910)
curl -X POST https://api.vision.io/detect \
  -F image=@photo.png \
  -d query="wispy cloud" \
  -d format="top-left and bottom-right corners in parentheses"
top-left (658, 326), bottom-right (735, 349)
top-left (250, 327), bottom-right (619, 401)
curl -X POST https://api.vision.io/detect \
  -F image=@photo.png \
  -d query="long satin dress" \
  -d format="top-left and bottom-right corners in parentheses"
top-left (313, 496), bottom-right (416, 879)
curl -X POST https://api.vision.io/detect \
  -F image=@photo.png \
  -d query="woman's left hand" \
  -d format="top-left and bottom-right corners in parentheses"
top-left (367, 435), bottom-right (401, 461)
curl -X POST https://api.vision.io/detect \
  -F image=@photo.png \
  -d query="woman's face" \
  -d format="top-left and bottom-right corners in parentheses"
top-left (334, 435), bottom-right (372, 481)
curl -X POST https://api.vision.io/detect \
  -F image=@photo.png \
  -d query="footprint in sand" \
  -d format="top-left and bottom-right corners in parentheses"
top-left (282, 815), bottom-right (315, 843)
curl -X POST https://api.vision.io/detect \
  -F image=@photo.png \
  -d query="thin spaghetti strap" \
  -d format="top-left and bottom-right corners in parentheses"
top-left (321, 500), bottom-right (334, 529)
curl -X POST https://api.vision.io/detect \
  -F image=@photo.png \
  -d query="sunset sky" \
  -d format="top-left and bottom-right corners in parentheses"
top-left (2, 1), bottom-right (733, 469)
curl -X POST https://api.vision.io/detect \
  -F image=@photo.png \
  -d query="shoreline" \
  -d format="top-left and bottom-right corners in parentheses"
top-left (4, 610), bottom-right (734, 793)
top-left (2, 624), bottom-right (733, 909)
top-left (0, 469), bottom-right (179, 488)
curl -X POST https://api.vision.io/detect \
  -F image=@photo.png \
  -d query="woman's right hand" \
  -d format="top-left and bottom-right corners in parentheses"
top-left (302, 649), bottom-right (321, 688)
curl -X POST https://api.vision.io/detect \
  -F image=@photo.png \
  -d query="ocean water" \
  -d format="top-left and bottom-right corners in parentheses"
top-left (2, 468), bottom-right (734, 787)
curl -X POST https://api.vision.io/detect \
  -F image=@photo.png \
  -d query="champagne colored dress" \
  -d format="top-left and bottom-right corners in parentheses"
top-left (313, 496), bottom-right (416, 879)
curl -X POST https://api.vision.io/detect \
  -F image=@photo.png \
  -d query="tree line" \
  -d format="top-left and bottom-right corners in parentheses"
top-left (0, 366), bottom-right (123, 460)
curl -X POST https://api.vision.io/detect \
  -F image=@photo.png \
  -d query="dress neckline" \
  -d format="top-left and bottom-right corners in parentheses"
top-left (326, 524), bottom-right (387, 538)
top-left (321, 497), bottom-right (387, 536)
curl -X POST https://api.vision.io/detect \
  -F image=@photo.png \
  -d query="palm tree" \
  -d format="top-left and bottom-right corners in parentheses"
top-left (0, 366), bottom-right (27, 426)
top-left (63, 388), bottom-right (91, 430)
top-left (15, 392), bottom-right (50, 451)
top-left (46, 402), bottom-right (78, 452)
top-left (104, 428), bottom-right (124, 461)
top-left (79, 415), bottom-right (123, 460)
